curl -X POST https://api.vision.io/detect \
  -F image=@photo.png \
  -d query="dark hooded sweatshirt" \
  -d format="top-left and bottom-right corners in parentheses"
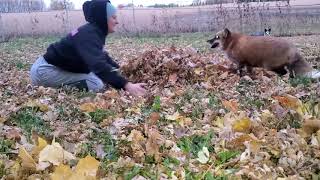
top-left (43, 0), bottom-right (127, 89)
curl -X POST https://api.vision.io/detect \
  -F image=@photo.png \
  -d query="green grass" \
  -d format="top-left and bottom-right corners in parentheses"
top-left (289, 76), bottom-right (313, 87)
top-left (216, 150), bottom-right (240, 165)
top-left (9, 107), bottom-right (52, 139)
top-left (89, 109), bottom-right (115, 124)
top-left (0, 138), bottom-right (14, 154)
top-left (92, 130), bottom-right (119, 162)
top-left (177, 131), bottom-right (214, 157)
top-left (76, 142), bottom-right (96, 158)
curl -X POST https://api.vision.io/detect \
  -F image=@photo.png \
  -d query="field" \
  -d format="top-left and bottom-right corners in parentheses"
top-left (0, 32), bottom-right (320, 179)
top-left (1, 0), bottom-right (320, 40)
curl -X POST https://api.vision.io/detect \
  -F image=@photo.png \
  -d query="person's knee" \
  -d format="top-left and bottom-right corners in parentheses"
top-left (86, 78), bottom-right (104, 92)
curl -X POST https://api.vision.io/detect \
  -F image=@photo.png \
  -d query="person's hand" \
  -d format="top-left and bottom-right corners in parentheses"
top-left (124, 82), bottom-right (147, 96)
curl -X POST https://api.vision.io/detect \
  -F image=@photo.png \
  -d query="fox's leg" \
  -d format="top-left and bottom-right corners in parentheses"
top-left (272, 65), bottom-right (289, 76)
top-left (237, 63), bottom-right (245, 76)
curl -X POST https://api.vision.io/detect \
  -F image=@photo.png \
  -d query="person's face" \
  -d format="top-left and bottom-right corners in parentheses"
top-left (107, 15), bottom-right (118, 33)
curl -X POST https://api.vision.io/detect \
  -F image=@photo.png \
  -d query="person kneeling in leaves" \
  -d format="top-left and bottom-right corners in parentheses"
top-left (30, 0), bottom-right (146, 96)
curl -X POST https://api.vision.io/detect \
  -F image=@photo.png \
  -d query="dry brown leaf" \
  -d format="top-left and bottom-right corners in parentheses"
top-left (222, 100), bottom-right (239, 112)
top-left (149, 112), bottom-right (161, 125)
top-left (301, 120), bottom-right (320, 136)
top-left (79, 103), bottom-right (97, 113)
top-left (5, 128), bottom-right (22, 141)
top-left (273, 94), bottom-right (302, 110)
top-left (146, 128), bottom-right (165, 162)
top-left (169, 73), bottom-right (178, 83)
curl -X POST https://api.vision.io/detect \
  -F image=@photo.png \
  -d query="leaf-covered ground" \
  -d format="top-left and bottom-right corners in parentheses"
top-left (0, 33), bottom-right (320, 179)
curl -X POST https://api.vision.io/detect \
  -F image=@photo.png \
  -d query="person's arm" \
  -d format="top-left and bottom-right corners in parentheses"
top-left (73, 30), bottom-right (127, 89)
top-left (103, 51), bottom-right (120, 68)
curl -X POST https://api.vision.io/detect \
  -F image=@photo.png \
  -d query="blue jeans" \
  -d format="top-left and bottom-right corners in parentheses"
top-left (30, 56), bottom-right (104, 92)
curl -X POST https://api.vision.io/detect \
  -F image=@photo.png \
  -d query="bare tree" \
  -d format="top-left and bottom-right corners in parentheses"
top-left (0, 0), bottom-right (45, 13)
top-left (50, 0), bottom-right (74, 10)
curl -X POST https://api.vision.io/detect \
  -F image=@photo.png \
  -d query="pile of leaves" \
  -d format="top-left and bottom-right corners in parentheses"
top-left (121, 45), bottom-right (216, 87)
top-left (1, 35), bottom-right (320, 179)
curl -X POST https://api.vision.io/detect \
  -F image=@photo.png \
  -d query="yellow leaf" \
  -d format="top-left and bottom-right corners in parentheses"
top-left (10, 161), bottom-right (21, 179)
top-left (26, 100), bottom-right (49, 112)
top-left (39, 139), bottom-right (75, 166)
top-left (194, 68), bottom-right (203, 75)
top-left (79, 103), bottom-right (97, 113)
top-left (51, 164), bottom-right (73, 180)
top-left (127, 129), bottom-right (145, 143)
top-left (125, 107), bottom-right (141, 114)
top-left (32, 137), bottom-right (48, 156)
top-left (249, 141), bottom-right (261, 154)
top-left (70, 155), bottom-right (100, 179)
top-left (232, 117), bottom-right (252, 133)
top-left (177, 117), bottom-right (193, 127)
top-left (0, 117), bottom-right (6, 124)
top-left (166, 111), bottom-right (182, 121)
top-left (19, 147), bottom-right (36, 170)
top-left (213, 117), bottom-right (224, 128)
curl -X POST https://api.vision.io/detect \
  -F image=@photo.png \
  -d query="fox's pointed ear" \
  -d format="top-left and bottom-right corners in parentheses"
top-left (224, 28), bottom-right (231, 37)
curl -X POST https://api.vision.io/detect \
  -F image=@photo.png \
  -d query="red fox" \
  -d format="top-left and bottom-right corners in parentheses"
top-left (207, 28), bottom-right (320, 79)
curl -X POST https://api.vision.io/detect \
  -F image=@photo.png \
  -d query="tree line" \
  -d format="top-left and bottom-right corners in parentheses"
top-left (191, 0), bottom-right (289, 5)
top-left (0, 0), bottom-right (75, 13)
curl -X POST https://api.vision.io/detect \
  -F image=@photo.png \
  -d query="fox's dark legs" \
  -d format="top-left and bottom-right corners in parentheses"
top-left (236, 64), bottom-right (252, 77)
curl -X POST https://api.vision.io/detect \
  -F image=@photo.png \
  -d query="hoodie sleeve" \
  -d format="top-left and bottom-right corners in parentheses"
top-left (73, 30), bottom-right (127, 90)
top-left (103, 51), bottom-right (120, 68)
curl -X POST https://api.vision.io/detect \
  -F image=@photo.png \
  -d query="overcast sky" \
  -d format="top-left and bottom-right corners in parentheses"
top-left (43, 0), bottom-right (194, 9)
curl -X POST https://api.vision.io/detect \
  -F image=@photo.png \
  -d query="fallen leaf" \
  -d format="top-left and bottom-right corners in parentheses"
top-left (146, 128), bottom-right (164, 161)
top-left (19, 147), bottom-right (36, 170)
top-left (177, 117), bottom-right (193, 127)
top-left (169, 73), bottom-right (178, 83)
top-left (222, 100), bottom-right (238, 112)
top-left (26, 100), bottom-right (50, 112)
top-left (32, 137), bottom-right (48, 157)
top-left (301, 120), bottom-right (320, 136)
top-left (196, 147), bottom-right (210, 164)
top-left (232, 117), bottom-right (252, 133)
top-left (36, 161), bottom-right (51, 171)
top-left (79, 103), bottom-right (97, 113)
top-left (51, 164), bottom-right (73, 180)
top-left (273, 94), bottom-right (302, 110)
top-left (0, 117), bottom-right (6, 124)
top-left (166, 111), bottom-right (182, 121)
top-left (194, 68), bottom-right (203, 75)
top-left (5, 128), bottom-right (22, 141)
top-left (149, 112), bottom-right (160, 125)
top-left (39, 139), bottom-right (75, 166)
top-left (72, 155), bottom-right (100, 178)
